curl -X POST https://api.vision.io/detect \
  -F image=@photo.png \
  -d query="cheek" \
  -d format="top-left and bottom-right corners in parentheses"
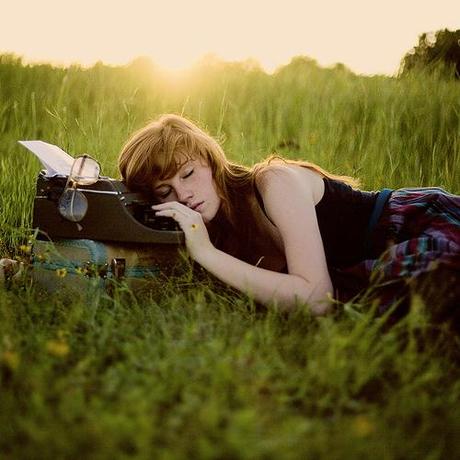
top-left (211, 186), bottom-right (222, 216)
top-left (197, 164), bottom-right (220, 205)
top-left (210, 179), bottom-right (221, 201)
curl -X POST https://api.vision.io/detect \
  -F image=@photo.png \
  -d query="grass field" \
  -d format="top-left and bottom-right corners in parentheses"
top-left (1, 54), bottom-right (460, 459)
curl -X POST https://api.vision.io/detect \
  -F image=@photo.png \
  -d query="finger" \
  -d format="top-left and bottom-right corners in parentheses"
top-left (154, 210), bottom-right (189, 233)
top-left (154, 209), bottom-right (184, 220)
top-left (152, 202), bottom-right (201, 219)
top-left (155, 208), bottom-right (202, 227)
top-left (151, 203), bottom-right (170, 209)
top-left (151, 201), bottom-right (187, 211)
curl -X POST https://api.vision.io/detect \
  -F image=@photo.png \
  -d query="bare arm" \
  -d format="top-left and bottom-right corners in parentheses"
top-left (194, 245), bottom-right (332, 314)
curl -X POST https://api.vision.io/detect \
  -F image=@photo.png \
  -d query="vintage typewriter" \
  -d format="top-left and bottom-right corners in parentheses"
top-left (33, 170), bottom-right (184, 244)
top-left (20, 140), bottom-right (184, 244)
top-left (21, 141), bottom-right (185, 290)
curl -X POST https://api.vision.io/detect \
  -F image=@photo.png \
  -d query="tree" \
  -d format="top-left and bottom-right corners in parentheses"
top-left (399, 29), bottom-right (460, 79)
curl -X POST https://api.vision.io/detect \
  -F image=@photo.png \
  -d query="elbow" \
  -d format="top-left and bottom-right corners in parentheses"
top-left (296, 292), bottom-right (333, 316)
top-left (273, 294), bottom-right (332, 316)
top-left (309, 298), bottom-right (333, 316)
top-left (308, 279), bottom-right (334, 316)
top-left (272, 276), bottom-right (333, 316)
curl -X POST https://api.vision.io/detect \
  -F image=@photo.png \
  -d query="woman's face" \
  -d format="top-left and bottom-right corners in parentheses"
top-left (152, 157), bottom-right (221, 223)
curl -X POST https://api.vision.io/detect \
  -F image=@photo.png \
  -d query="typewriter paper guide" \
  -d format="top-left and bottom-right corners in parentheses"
top-left (19, 140), bottom-right (75, 177)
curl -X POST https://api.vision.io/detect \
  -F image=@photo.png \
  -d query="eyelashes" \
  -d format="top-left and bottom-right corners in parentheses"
top-left (156, 169), bottom-right (194, 198)
top-left (158, 190), bottom-right (170, 199)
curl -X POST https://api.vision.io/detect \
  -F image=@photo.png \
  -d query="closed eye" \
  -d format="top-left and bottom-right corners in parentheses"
top-left (183, 169), bottom-right (194, 179)
top-left (157, 189), bottom-right (171, 199)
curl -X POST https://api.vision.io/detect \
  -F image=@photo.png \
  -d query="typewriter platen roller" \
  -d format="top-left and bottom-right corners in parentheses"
top-left (33, 172), bottom-right (184, 244)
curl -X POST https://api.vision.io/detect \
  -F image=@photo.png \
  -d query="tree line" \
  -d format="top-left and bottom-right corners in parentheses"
top-left (399, 29), bottom-right (460, 79)
top-left (1, 28), bottom-right (459, 81)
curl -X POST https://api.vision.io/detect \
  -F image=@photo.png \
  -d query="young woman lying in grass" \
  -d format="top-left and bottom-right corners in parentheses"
top-left (118, 114), bottom-right (460, 320)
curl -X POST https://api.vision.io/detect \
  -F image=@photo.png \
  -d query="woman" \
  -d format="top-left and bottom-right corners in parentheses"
top-left (119, 114), bottom-right (460, 318)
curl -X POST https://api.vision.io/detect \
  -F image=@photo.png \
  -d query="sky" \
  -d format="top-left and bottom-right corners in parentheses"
top-left (2, 0), bottom-right (460, 76)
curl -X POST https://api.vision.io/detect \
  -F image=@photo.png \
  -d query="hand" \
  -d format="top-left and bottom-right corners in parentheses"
top-left (152, 202), bottom-right (214, 261)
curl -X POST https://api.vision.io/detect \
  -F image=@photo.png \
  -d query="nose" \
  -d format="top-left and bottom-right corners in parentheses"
top-left (175, 183), bottom-right (193, 204)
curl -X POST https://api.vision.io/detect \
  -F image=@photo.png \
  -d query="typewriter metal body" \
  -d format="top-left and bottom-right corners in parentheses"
top-left (33, 171), bottom-right (184, 244)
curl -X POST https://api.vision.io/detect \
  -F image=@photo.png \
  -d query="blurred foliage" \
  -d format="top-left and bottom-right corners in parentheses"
top-left (400, 28), bottom-right (460, 79)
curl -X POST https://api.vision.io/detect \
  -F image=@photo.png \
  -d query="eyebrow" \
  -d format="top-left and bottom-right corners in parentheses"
top-left (153, 160), bottom-right (193, 190)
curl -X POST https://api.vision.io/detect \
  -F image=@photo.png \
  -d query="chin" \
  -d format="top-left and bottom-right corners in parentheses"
top-left (203, 200), bottom-right (220, 223)
top-left (202, 213), bottom-right (213, 224)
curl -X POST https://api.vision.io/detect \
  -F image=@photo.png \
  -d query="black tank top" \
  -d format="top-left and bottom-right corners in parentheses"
top-left (315, 179), bottom-right (378, 267)
top-left (255, 178), bottom-right (379, 269)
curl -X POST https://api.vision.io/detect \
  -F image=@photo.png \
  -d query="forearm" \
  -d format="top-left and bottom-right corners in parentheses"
top-left (195, 247), bottom-right (332, 314)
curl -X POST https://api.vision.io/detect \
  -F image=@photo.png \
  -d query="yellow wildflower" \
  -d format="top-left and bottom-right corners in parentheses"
top-left (56, 268), bottom-right (67, 278)
top-left (2, 350), bottom-right (20, 370)
top-left (46, 340), bottom-right (69, 357)
top-left (19, 244), bottom-right (31, 254)
top-left (75, 266), bottom-right (87, 276)
top-left (352, 415), bottom-right (375, 437)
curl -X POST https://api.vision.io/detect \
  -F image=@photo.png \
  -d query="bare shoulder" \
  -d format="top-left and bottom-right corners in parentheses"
top-left (252, 162), bottom-right (333, 306)
top-left (255, 162), bottom-right (324, 205)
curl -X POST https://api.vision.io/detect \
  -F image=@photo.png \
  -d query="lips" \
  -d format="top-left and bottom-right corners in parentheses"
top-left (190, 201), bottom-right (204, 211)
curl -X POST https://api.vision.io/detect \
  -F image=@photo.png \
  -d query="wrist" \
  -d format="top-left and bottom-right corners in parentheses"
top-left (192, 243), bottom-right (217, 269)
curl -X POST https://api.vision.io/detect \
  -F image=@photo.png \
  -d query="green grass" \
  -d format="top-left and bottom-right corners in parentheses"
top-left (1, 54), bottom-right (460, 459)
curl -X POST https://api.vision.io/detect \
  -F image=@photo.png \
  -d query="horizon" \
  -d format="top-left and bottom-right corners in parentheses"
top-left (0, 51), bottom-right (388, 76)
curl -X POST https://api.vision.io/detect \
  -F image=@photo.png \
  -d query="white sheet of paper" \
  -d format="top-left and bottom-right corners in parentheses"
top-left (18, 140), bottom-right (75, 176)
